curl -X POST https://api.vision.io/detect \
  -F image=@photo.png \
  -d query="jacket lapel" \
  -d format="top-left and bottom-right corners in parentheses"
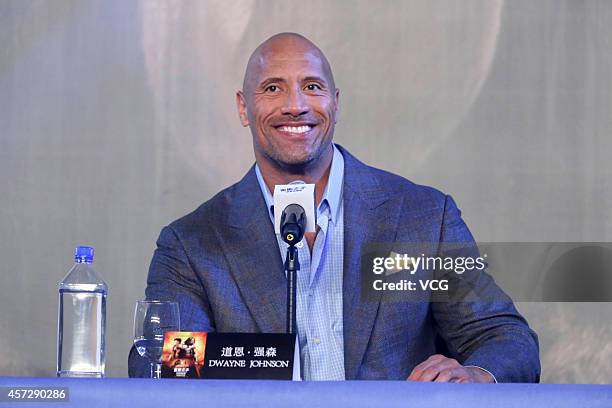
top-left (214, 167), bottom-right (287, 333)
top-left (339, 146), bottom-right (403, 379)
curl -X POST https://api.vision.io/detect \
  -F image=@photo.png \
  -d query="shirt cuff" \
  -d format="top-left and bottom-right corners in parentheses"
top-left (464, 365), bottom-right (498, 383)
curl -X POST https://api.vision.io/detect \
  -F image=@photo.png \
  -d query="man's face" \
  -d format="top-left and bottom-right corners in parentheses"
top-left (237, 42), bottom-right (339, 170)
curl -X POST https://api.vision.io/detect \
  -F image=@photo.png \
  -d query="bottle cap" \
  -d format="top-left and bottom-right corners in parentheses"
top-left (74, 246), bottom-right (94, 263)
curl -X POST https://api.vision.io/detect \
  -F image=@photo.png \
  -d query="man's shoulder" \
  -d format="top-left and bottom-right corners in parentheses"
top-left (164, 170), bottom-right (255, 235)
top-left (372, 166), bottom-right (450, 212)
top-left (371, 164), bottom-right (445, 194)
top-left (340, 146), bottom-right (450, 210)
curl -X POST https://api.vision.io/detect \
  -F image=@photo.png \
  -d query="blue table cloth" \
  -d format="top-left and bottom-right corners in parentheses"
top-left (1, 377), bottom-right (610, 408)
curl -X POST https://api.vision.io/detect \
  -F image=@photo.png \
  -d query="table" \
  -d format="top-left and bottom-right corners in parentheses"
top-left (1, 377), bottom-right (610, 408)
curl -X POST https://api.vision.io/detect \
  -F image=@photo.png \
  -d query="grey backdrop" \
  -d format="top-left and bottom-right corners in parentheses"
top-left (1, 0), bottom-right (610, 382)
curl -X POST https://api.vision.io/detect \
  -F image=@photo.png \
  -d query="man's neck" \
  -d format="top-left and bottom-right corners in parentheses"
top-left (256, 146), bottom-right (334, 207)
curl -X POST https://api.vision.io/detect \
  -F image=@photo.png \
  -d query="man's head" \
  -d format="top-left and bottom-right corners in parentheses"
top-left (236, 33), bottom-right (339, 173)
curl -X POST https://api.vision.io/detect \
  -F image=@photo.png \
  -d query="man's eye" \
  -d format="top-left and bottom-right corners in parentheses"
top-left (306, 84), bottom-right (322, 91)
top-left (265, 85), bottom-right (279, 92)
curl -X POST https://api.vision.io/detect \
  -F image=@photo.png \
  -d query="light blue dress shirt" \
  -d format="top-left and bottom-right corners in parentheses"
top-left (255, 145), bottom-right (345, 380)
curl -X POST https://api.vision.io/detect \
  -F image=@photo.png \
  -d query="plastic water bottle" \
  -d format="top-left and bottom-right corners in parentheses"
top-left (57, 246), bottom-right (107, 378)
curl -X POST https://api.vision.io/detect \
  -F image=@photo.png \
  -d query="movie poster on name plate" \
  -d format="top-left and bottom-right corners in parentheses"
top-left (161, 331), bottom-right (207, 379)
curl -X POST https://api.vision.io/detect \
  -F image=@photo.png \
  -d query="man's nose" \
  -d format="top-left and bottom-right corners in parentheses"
top-left (280, 88), bottom-right (309, 117)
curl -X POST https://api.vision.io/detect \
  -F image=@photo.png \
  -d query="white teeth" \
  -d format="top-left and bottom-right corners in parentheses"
top-left (279, 125), bottom-right (311, 133)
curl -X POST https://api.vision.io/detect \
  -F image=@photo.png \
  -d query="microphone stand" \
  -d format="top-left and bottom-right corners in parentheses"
top-left (285, 244), bottom-right (299, 334)
top-left (280, 202), bottom-right (306, 335)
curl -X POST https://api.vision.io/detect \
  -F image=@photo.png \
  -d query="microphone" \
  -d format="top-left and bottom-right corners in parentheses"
top-left (272, 181), bottom-right (314, 335)
top-left (273, 182), bottom-right (315, 238)
top-left (280, 204), bottom-right (306, 245)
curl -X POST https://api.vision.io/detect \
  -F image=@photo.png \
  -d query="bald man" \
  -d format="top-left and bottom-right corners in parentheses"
top-left (130, 33), bottom-right (540, 382)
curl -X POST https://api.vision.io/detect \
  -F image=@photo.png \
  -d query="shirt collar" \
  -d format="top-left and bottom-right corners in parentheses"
top-left (255, 144), bottom-right (344, 225)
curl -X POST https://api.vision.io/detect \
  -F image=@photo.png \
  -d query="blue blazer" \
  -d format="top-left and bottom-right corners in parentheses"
top-left (129, 145), bottom-right (540, 382)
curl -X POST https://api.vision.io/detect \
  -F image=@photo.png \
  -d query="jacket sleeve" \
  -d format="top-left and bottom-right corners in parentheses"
top-left (431, 195), bottom-right (541, 383)
top-left (128, 225), bottom-right (215, 377)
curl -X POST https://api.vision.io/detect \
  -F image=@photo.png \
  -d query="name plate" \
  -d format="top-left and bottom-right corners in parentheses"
top-left (161, 332), bottom-right (296, 380)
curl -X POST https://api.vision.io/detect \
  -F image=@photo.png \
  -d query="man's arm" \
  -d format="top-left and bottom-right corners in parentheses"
top-left (128, 225), bottom-right (215, 377)
top-left (413, 195), bottom-right (540, 383)
top-left (145, 226), bottom-right (215, 329)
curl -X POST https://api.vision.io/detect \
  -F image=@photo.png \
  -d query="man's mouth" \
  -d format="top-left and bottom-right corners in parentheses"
top-left (274, 124), bottom-right (315, 135)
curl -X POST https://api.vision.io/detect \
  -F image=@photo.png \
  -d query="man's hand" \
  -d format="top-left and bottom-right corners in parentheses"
top-left (407, 354), bottom-right (495, 383)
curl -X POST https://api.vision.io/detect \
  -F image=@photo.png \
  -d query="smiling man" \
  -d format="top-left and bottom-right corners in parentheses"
top-left (236, 34), bottom-right (339, 221)
top-left (130, 33), bottom-right (540, 382)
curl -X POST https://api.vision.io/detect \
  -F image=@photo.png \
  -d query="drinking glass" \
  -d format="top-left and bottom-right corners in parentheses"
top-left (133, 300), bottom-right (180, 378)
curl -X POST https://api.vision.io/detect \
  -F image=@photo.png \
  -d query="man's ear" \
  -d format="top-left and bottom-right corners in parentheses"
top-left (334, 88), bottom-right (340, 124)
top-left (236, 91), bottom-right (249, 127)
